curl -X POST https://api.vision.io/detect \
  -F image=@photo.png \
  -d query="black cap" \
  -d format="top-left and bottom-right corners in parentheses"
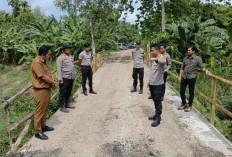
top-left (84, 43), bottom-right (90, 48)
top-left (136, 40), bottom-right (141, 44)
top-left (61, 44), bottom-right (71, 50)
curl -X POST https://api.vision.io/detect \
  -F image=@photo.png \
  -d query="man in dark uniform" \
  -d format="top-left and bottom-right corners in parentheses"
top-left (148, 44), bottom-right (171, 99)
top-left (79, 43), bottom-right (97, 96)
top-left (147, 44), bottom-right (166, 127)
top-left (131, 40), bottom-right (145, 94)
top-left (57, 44), bottom-right (76, 113)
top-left (31, 45), bottom-right (58, 140)
top-left (178, 45), bottom-right (210, 112)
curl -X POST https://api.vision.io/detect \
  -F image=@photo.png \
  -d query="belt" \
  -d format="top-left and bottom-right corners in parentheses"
top-left (81, 65), bottom-right (91, 67)
top-left (33, 88), bottom-right (51, 90)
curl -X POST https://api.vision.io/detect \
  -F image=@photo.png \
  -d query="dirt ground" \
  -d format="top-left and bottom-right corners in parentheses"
top-left (13, 50), bottom-right (232, 157)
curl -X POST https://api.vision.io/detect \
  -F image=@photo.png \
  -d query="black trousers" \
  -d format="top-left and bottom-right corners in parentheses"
top-left (150, 84), bottom-right (165, 116)
top-left (81, 66), bottom-right (93, 92)
top-left (163, 72), bottom-right (168, 96)
top-left (180, 77), bottom-right (197, 106)
top-left (132, 68), bottom-right (144, 89)
top-left (149, 72), bottom-right (167, 97)
top-left (59, 78), bottom-right (74, 106)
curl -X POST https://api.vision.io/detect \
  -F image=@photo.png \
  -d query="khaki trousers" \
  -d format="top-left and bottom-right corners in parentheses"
top-left (33, 89), bottom-right (51, 134)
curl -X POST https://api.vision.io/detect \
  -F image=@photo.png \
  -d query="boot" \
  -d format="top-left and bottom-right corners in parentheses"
top-left (130, 87), bottom-right (137, 93)
top-left (139, 88), bottom-right (143, 94)
top-left (151, 115), bottom-right (161, 127)
top-left (65, 98), bottom-right (75, 109)
top-left (89, 90), bottom-right (97, 94)
top-left (148, 115), bottom-right (162, 121)
top-left (148, 95), bottom-right (152, 99)
top-left (83, 91), bottom-right (88, 96)
top-left (60, 103), bottom-right (69, 113)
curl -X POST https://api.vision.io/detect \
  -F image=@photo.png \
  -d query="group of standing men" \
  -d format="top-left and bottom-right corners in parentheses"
top-left (131, 41), bottom-right (210, 127)
top-left (30, 43), bottom-right (96, 140)
top-left (30, 40), bottom-right (210, 140)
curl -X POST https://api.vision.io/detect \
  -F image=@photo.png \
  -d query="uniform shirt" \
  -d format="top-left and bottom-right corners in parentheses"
top-left (181, 55), bottom-right (205, 79)
top-left (161, 51), bottom-right (172, 71)
top-left (31, 56), bottom-right (53, 89)
top-left (79, 50), bottom-right (92, 66)
top-left (132, 48), bottom-right (145, 68)
top-left (149, 54), bottom-right (166, 86)
top-left (56, 53), bottom-right (76, 81)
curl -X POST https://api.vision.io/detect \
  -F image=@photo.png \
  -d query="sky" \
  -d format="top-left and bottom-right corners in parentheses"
top-left (0, 0), bottom-right (140, 24)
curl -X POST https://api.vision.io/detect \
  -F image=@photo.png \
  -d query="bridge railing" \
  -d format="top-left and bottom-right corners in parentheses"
top-left (145, 42), bottom-right (232, 126)
top-left (1, 51), bottom-right (106, 154)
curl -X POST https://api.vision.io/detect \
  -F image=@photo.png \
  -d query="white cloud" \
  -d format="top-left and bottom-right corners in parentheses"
top-left (0, 0), bottom-right (13, 13)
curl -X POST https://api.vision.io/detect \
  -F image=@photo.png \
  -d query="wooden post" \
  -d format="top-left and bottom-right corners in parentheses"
top-left (210, 78), bottom-right (217, 125)
top-left (147, 44), bottom-right (149, 64)
top-left (148, 41), bottom-right (151, 67)
top-left (4, 108), bottom-right (13, 146)
top-left (8, 119), bottom-right (32, 154)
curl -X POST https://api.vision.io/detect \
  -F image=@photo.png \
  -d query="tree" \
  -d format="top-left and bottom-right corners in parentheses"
top-left (161, 0), bottom-right (165, 32)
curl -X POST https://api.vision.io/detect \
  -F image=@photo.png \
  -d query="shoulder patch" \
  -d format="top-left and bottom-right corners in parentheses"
top-left (160, 54), bottom-right (164, 59)
top-left (143, 51), bottom-right (146, 56)
top-left (58, 57), bottom-right (62, 61)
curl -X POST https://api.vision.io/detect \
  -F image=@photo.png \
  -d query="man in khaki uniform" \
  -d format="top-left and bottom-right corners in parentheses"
top-left (147, 44), bottom-right (166, 127)
top-left (57, 44), bottom-right (76, 113)
top-left (131, 40), bottom-right (145, 94)
top-left (148, 44), bottom-right (171, 99)
top-left (79, 43), bottom-right (97, 96)
top-left (31, 45), bottom-right (58, 140)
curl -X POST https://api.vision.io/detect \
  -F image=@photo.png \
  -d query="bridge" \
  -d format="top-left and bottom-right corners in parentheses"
top-left (4, 50), bottom-right (232, 157)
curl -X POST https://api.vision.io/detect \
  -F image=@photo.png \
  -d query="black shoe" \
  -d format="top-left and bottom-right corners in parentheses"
top-left (83, 91), bottom-right (88, 96)
top-left (35, 132), bottom-right (48, 140)
top-left (130, 88), bottom-right (137, 93)
top-left (60, 107), bottom-right (69, 113)
top-left (65, 98), bottom-right (75, 109)
top-left (90, 90), bottom-right (97, 94)
top-left (148, 95), bottom-right (152, 99)
top-left (151, 116), bottom-right (161, 127)
top-left (148, 115), bottom-right (162, 121)
top-left (42, 126), bottom-right (54, 132)
top-left (139, 89), bottom-right (143, 94)
top-left (66, 104), bottom-right (75, 109)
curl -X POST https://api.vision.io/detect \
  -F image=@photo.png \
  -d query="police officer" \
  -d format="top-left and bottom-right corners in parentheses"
top-left (57, 44), bottom-right (76, 113)
top-left (178, 45), bottom-right (210, 112)
top-left (147, 44), bottom-right (166, 127)
top-left (131, 40), bottom-right (145, 94)
top-left (31, 45), bottom-right (58, 140)
top-left (148, 44), bottom-right (171, 99)
top-left (79, 43), bottom-right (97, 96)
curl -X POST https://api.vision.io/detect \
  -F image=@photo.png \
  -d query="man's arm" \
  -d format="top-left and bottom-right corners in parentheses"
top-left (41, 75), bottom-right (57, 87)
top-left (73, 60), bottom-right (79, 64)
top-left (32, 62), bottom-right (58, 88)
top-left (198, 57), bottom-right (211, 75)
top-left (165, 54), bottom-right (172, 72)
top-left (178, 70), bottom-right (184, 83)
top-left (132, 50), bottom-right (134, 60)
top-left (79, 59), bottom-right (82, 66)
top-left (178, 59), bottom-right (185, 83)
top-left (56, 57), bottom-right (63, 84)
